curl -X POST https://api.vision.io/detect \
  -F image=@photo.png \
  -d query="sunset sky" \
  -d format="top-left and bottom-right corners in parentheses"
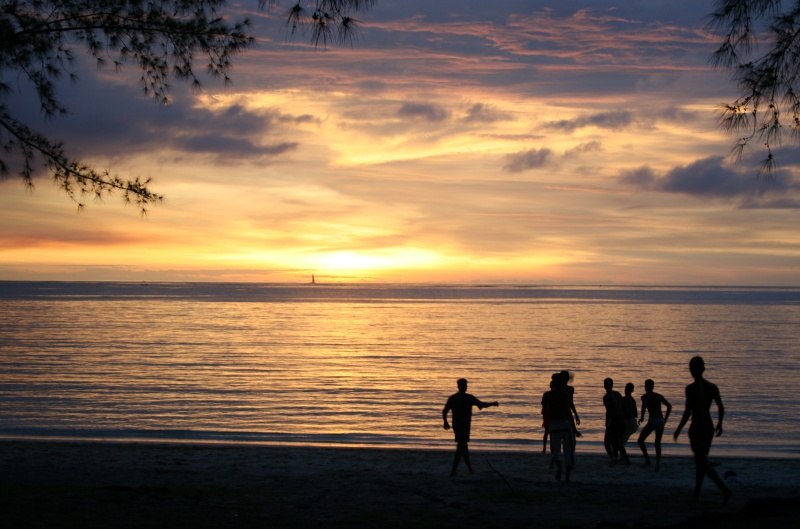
top-left (2, 0), bottom-right (800, 285)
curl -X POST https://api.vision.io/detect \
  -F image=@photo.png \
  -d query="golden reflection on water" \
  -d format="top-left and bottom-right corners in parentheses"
top-left (1, 295), bottom-right (799, 454)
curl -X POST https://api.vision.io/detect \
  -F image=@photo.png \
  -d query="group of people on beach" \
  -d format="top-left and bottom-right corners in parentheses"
top-left (442, 355), bottom-right (733, 502)
top-left (600, 376), bottom-right (671, 471)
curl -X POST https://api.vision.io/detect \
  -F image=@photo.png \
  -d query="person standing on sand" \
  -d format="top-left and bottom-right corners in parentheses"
top-left (673, 356), bottom-right (732, 503)
top-left (637, 379), bottom-right (672, 471)
top-left (559, 370), bottom-right (580, 462)
top-left (542, 372), bottom-right (582, 482)
top-left (559, 370), bottom-right (581, 426)
top-left (541, 378), bottom-right (554, 455)
top-left (442, 378), bottom-right (499, 476)
top-left (622, 382), bottom-right (639, 446)
top-left (603, 377), bottom-right (630, 465)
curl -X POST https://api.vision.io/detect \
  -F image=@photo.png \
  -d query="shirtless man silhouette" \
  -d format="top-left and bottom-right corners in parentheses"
top-left (622, 382), bottom-right (639, 446)
top-left (673, 356), bottom-right (732, 503)
top-left (637, 379), bottom-right (671, 471)
top-left (603, 377), bottom-right (630, 465)
top-left (442, 378), bottom-right (499, 476)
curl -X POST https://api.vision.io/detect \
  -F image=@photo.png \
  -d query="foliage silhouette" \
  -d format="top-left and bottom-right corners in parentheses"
top-left (709, 0), bottom-right (800, 178)
top-left (0, 0), bottom-right (374, 214)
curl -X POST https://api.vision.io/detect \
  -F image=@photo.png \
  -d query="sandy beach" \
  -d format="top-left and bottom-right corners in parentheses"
top-left (1, 440), bottom-right (798, 529)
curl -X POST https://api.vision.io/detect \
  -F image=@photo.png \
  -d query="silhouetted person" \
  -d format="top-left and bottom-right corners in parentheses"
top-left (559, 370), bottom-right (581, 426)
top-left (603, 377), bottom-right (630, 465)
top-left (637, 378), bottom-right (672, 471)
top-left (622, 382), bottom-right (639, 445)
top-left (542, 372), bottom-right (581, 482)
top-left (559, 370), bottom-right (579, 462)
top-left (673, 356), bottom-right (732, 503)
top-left (442, 378), bottom-right (499, 476)
top-left (541, 379), bottom-right (554, 455)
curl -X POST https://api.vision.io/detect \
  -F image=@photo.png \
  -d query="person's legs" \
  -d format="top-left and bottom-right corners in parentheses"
top-left (616, 441), bottom-right (630, 464)
top-left (689, 426), bottom-right (717, 498)
top-left (551, 430), bottom-right (565, 480)
top-left (653, 427), bottom-right (664, 471)
top-left (610, 417), bottom-right (629, 464)
top-left (460, 441), bottom-right (473, 473)
top-left (693, 453), bottom-right (707, 498)
top-left (451, 440), bottom-right (472, 475)
top-left (570, 429), bottom-right (577, 463)
top-left (692, 453), bottom-right (732, 502)
top-left (638, 424), bottom-right (653, 465)
top-left (705, 462), bottom-right (732, 502)
top-left (694, 436), bottom-right (732, 502)
top-left (544, 424), bottom-right (554, 468)
top-left (542, 424), bottom-right (549, 453)
top-left (451, 443), bottom-right (462, 476)
top-left (563, 431), bottom-right (576, 483)
top-left (604, 429), bottom-right (615, 462)
top-left (613, 425), bottom-right (630, 465)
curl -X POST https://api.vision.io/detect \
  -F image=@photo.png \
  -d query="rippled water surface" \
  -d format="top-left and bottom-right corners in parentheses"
top-left (1, 282), bottom-right (798, 457)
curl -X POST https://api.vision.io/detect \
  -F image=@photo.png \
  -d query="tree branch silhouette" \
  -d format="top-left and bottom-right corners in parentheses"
top-left (709, 0), bottom-right (800, 179)
top-left (1, 0), bottom-right (375, 214)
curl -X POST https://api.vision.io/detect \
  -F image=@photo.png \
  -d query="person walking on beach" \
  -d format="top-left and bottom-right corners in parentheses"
top-left (673, 356), bottom-right (732, 503)
top-left (541, 378), bottom-right (554, 455)
top-left (442, 378), bottom-right (499, 476)
top-left (622, 382), bottom-right (639, 446)
top-left (637, 378), bottom-right (672, 471)
top-left (559, 370), bottom-right (580, 462)
top-left (603, 377), bottom-right (630, 465)
top-left (560, 370), bottom-right (581, 426)
top-left (542, 372), bottom-right (582, 482)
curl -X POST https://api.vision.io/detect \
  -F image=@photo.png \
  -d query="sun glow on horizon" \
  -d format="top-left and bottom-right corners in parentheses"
top-left (315, 248), bottom-right (442, 273)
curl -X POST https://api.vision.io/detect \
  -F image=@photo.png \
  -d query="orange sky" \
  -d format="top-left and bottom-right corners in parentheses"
top-left (2, 2), bottom-right (799, 285)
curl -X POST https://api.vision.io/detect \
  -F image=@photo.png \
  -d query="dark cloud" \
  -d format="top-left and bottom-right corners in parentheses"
top-left (545, 111), bottom-right (634, 133)
top-left (397, 102), bottom-right (450, 122)
top-left (620, 156), bottom-right (800, 207)
top-left (660, 157), bottom-right (760, 197)
top-left (8, 66), bottom-right (309, 165)
top-left (501, 141), bottom-right (601, 173)
top-left (355, 80), bottom-right (390, 93)
top-left (175, 134), bottom-right (298, 157)
top-left (655, 106), bottom-right (700, 123)
top-left (502, 148), bottom-right (553, 173)
top-left (463, 103), bottom-right (511, 123)
top-left (565, 141), bottom-right (603, 157)
top-left (619, 166), bottom-right (658, 187)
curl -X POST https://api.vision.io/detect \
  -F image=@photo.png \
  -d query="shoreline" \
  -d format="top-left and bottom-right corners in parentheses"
top-left (2, 440), bottom-right (799, 528)
top-left (1, 434), bottom-right (797, 460)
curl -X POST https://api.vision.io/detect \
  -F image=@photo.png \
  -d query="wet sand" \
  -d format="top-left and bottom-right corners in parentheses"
top-left (1, 440), bottom-right (798, 528)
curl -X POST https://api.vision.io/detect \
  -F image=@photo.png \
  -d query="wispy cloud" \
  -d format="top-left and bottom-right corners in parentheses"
top-left (502, 148), bottom-right (553, 172)
top-left (463, 102), bottom-right (512, 123)
top-left (2, 2), bottom-right (799, 285)
top-left (545, 111), bottom-right (635, 133)
top-left (397, 101), bottom-right (451, 122)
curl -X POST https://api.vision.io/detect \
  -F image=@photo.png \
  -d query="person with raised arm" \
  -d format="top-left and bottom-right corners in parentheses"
top-left (442, 378), bottom-right (499, 476)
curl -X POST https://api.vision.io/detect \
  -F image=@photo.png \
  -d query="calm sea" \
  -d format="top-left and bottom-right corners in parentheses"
top-left (1, 281), bottom-right (798, 458)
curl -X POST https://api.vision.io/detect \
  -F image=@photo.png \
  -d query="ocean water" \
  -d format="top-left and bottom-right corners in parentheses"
top-left (1, 281), bottom-right (799, 458)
